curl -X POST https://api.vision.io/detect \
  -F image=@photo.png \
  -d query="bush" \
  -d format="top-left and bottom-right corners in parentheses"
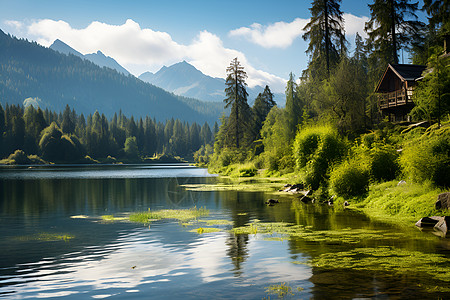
top-left (293, 125), bottom-right (348, 189)
top-left (401, 127), bottom-right (450, 188)
top-left (330, 160), bottom-right (369, 198)
top-left (369, 145), bottom-right (400, 182)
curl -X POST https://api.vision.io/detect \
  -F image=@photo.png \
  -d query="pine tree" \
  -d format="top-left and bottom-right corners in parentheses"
top-left (365, 0), bottom-right (424, 77)
top-left (303, 0), bottom-right (346, 79)
top-left (285, 73), bottom-right (303, 139)
top-left (223, 58), bottom-right (252, 149)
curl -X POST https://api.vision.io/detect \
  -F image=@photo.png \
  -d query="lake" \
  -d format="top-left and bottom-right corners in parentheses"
top-left (0, 164), bottom-right (449, 299)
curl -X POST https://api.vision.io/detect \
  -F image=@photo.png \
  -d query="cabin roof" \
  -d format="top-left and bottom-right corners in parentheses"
top-left (375, 64), bottom-right (426, 93)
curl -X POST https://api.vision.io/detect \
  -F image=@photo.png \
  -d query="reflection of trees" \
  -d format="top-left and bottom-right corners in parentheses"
top-left (225, 193), bottom-right (250, 277)
top-left (0, 176), bottom-right (209, 217)
top-left (164, 177), bottom-right (199, 208)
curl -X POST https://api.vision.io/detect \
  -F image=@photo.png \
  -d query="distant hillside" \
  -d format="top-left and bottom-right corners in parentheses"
top-left (50, 39), bottom-right (130, 76)
top-left (0, 30), bottom-right (222, 123)
top-left (139, 61), bottom-right (286, 106)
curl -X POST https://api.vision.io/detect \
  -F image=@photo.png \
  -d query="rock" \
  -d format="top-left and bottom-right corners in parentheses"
top-left (281, 183), bottom-right (305, 193)
top-left (434, 216), bottom-right (450, 235)
top-left (435, 192), bottom-right (450, 210)
top-left (265, 199), bottom-right (279, 206)
top-left (415, 216), bottom-right (441, 228)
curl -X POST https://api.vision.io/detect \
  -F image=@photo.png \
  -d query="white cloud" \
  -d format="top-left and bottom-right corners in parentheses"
top-left (5, 19), bottom-right (287, 93)
top-left (343, 13), bottom-right (369, 38)
top-left (229, 18), bottom-right (309, 49)
top-left (229, 13), bottom-right (369, 48)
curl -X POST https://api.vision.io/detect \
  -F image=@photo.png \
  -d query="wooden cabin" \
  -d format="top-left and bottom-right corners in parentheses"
top-left (376, 64), bottom-right (426, 122)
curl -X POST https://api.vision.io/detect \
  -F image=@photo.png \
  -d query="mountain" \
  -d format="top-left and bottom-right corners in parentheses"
top-left (50, 39), bottom-right (130, 76)
top-left (49, 39), bottom-right (83, 57)
top-left (140, 61), bottom-right (225, 102)
top-left (84, 51), bottom-right (130, 76)
top-left (139, 61), bottom-right (286, 106)
top-left (0, 30), bottom-right (221, 123)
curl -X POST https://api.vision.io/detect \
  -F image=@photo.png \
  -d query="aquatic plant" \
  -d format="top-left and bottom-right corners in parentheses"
top-left (101, 215), bottom-right (128, 222)
top-left (309, 246), bottom-right (450, 286)
top-left (129, 207), bottom-right (209, 224)
top-left (15, 233), bottom-right (74, 242)
top-left (190, 227), bottom-right (222, 234)
top-left (265, 282), bottom-right (294, 298)
top-left (199, 219), bottom-right (233, 226)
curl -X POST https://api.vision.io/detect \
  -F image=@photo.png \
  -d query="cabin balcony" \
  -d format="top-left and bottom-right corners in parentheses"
top-left (378, 89), bottom-right (413, 109)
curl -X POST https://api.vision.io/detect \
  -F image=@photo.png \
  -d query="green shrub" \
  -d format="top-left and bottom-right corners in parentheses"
top-left (401, 129), bottom-right (450, 188)
top-left (293, 125), bottom-right (348, 189)
top-left (330, 160), bottom-right (369, 198)
top-left (369, 145), bottom-right (400, 182)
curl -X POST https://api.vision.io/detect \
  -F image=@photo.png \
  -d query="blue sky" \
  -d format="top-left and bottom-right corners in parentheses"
top-left (0, 0), bottom-right (426, 93)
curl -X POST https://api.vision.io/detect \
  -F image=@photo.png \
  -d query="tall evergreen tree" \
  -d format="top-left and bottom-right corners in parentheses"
top-left (223, 58), bottom-right (252, 149)
top-left (285, 73), bottom-right (303, 139)
top-left (365, 0), bottom-right (424, 78)
top-left (303, 0), bottom-right (346, 79)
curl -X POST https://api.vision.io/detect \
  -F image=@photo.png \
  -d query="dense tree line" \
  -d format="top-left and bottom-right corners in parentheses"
top-left (0, 29), bottom-right (221, 124)
top-left (0, 103), bottom-right (217, 163)
top-left (206, 0), bottom-right (449, 186)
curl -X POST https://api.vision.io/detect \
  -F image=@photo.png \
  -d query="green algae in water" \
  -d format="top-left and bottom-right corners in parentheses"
top-left (129, 207), bottom-right (209, 224)
top-left (15, 233), bottom-right (74, 242)
top-left (308, 246), bottom-right (450, 287)
top-left (265, 282), bottom-right (306, 299)
top-left (231, 221), bottom-right (422, 245)
top-left (198, 219), bottom-right (233, 226)
top-left (190, 227), bottom-right (222, 234)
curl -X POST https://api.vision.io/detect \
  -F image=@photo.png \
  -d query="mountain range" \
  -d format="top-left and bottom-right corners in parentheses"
top-left (0, 30), bottom-right (222, 123)
top-left (139, 61), bottom-right (286, 106)
top-left (50, 39), bottom-right (130, 76)
top-left (50, 39), bottom-right (286, 106)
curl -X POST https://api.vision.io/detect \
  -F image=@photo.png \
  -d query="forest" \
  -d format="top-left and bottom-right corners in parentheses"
top-left (0, 103), bottom-right (217, 164)
top-left (200, 0), bottom-right (449, 205)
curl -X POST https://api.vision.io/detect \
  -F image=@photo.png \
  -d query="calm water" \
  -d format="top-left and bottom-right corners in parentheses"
top-left (0, 164), bottom-right (449, 299)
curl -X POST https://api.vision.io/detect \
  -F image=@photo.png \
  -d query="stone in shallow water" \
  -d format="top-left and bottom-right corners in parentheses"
top-left (415, 216), bottom-right (441, 228)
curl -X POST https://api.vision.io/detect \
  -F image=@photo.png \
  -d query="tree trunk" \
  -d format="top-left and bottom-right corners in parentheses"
top-left (390, 0), bottom-right (398, 64)
top-left (325, 0), bottom-right (330, 77)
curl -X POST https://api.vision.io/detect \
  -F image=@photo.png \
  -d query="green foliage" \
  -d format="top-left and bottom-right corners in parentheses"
top-left (39, 122), bottom-right (85, 162)
top-left (411, 52), bottom-right (450, 123)
top-left (368, 145), bottom-right (400, 182)
top-left (261, 107), bottom-right (294, 173)
top-left (293, 125), bottom-right (347, 189)
top-left (330, 160), bottom-right (370, 198)
top-left (401, 125), bottom-right (450, 187)
top-left (0, 103), bottom-right (214, 163)
top-left (230, 162), bottom-right (258, 178)
top-left (124, 136), bottom-right (139, 160)
top-left (302, 0), bottom-right (346, 80)
top-left (360, 180), bottom-right (446, 219)
top-left (193, 144), bottom-right (213, 166)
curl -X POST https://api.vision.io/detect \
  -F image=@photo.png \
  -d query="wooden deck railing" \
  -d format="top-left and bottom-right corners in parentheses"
top-left (379, 89), bottom-right (408, 109)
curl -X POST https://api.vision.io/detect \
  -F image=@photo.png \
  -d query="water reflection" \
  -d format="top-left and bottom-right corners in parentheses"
top-left (0, 165), bottom-right (449, 299)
